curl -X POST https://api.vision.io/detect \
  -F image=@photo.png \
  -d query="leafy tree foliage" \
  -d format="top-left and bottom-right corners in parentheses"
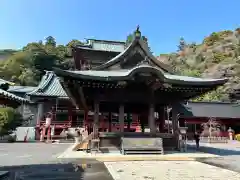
top-left (0, 107), bottom-right (24, 136)
top-left (0, 37), bottom-right (82, 86)
top-left (178, 37), bottom-right (186, 52)
top-left (1, 27), bottom-right (240, 102)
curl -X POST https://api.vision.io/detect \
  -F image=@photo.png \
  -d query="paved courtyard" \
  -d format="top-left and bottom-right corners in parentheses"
top-left (0, 143), bottom-right (113, 180)
top-left (0, 143), bottom-right (70, 166)
top-left (105, 161), bottom-right (240, 180)
top-left (2, 142), bottom-right (240, 179)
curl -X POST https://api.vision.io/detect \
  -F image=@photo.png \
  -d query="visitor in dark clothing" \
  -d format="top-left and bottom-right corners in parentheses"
top-left (194, 132), bottom-right (200, 149)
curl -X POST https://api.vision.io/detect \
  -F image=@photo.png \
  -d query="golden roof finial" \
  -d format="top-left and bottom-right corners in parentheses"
top-left (134, 25), bottom-right (141, 39)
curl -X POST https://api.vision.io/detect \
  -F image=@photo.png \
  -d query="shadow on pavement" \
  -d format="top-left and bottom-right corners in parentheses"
top-left (0, 159), bottom-right (114, 180)
top-left (196, 157), bottom-right (240, 174)
top-left (187, 144), bottom-right (240, 156)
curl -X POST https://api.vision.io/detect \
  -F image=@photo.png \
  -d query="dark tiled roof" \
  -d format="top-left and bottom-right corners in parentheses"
top-left (93, 31), bottom-right (173, 73)
top-left (8, 86), bottom-right (37, 93)
top-left (0, 78), bottom-right (15, 86)
top-left (0, 88), bottom-right (29, 102)
top-left (27, 71), bottom-right (68, 98)
top-left (75, 39), bottom-right (125, 53)
top-left (180, 102), bottom-right (240, 119)
top-left (54, 65), bottom-right (227, 86)
top-left (0, 78), bottom-right (28, 102)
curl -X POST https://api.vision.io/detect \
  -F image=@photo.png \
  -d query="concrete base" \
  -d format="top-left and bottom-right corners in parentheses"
top-left (58, 146), bottom-right (219, 162)
top-left (0, 171), bottom-right (10, 179)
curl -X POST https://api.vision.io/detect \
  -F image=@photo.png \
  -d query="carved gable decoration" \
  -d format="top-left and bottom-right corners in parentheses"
top-left (120, 46), bottom-right (151, 69)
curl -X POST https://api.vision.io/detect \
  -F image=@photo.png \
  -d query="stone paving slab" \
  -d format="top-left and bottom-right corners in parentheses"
top-left (0, 159), bottom-right (114, 180)
top-left (58, 148), bottom-right (219, 162)
top-left (197, 156), bottom-right (240, 174)
top-left (188, 142), bottom-right (240, 156)
top-left (105, 161), bottom-right (240, 180)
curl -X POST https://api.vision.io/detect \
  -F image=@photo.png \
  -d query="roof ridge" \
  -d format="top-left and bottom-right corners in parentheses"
top-left (188, 101), bottom-right (235, 104)
top-left (92, 27), bottom-right (173, 73)
top-left (38, 71), bottom-right (55, 92)
top-left (27, 71), bottom-right (54, 95)
top-left (87, 38), bottom-right (126, 44)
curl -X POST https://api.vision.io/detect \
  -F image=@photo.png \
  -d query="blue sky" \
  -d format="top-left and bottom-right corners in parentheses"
top-left (0, 0), bottom-right (239, 54)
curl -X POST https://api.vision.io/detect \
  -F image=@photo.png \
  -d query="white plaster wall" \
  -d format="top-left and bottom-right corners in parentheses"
top-left (15, 127), bottom-right (35, 141)
top-left (18, 103), bottom-right (38, 126)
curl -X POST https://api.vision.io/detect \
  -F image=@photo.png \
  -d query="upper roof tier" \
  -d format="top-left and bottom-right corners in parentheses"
top-left (92, 26), bottom-right (173, 73)
top-left (74, 39), bottom-right (125, 53)
top-left (54, 26), bottom-right (228, 88)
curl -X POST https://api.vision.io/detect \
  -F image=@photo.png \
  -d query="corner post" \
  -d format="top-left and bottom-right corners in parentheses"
top-left (158, 106), bottom-right (165, 132)
top-left (36, 102), bottom-right (44, 125)
top-left (93, 100), bottom-right (99, 138)
top-left (119, 104), bottom-right (125, 132)
top-left (172, 103), bottom-right (180, 150)
top-left (148, 103), bottom-right (155, 134)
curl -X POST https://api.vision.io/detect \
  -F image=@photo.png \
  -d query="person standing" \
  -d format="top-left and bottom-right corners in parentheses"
top-left (40, 126), bottom-right (44, 142)
top-left (194, 131), bottom-right (200, 149)
top-left (45, 113), bottom-right (52, 142)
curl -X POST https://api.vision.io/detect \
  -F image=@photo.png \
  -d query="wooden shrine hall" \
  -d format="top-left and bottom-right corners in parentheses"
top-left (54, 27), bottom-right (228, 153)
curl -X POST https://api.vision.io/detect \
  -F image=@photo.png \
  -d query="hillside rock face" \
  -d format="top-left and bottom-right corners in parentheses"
top-left (157, 28), bottom-right (240, 101)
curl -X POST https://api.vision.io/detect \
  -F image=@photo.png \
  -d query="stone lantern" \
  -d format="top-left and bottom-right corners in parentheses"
top-left (178, 127), bottom-right (188, 152)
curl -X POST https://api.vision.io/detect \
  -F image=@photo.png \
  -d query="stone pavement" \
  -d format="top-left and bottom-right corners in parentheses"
top-left (58, 144), bottom-right (219, 161)
top-left (0, 143), bottom-right (70, 166)
top-left (188, 141), bottom-right (240, 155)
top-left (105, 161), bottom-right (240, 180)
top-left (58, 150), bottom-right (219, 161)
top-left (2, 143), bottom-right (240, 179)
top-left (0, 159), bottom-right (114, 180)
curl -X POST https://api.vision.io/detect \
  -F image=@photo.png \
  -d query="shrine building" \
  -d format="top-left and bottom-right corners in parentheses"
top-left (53, 27), bottom-right (228, 151)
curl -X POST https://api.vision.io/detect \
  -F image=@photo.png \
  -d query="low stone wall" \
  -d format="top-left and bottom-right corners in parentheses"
top-left (200, 136), bottom-right (228, 143)
top-left (15, 127), bottom-right (36, 142)
top-left (99, 132), bottom-right (177, 151)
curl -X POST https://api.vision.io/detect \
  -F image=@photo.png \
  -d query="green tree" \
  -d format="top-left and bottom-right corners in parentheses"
top-left (178, 37), bottom-right (186, 51)
top-left (126, 34), bottom-right (134, 46)
top-left (66, 39), bottom-right (82, 47)
top-left (45, 36), bottom-right (56, 47)
top-left (0, 107), bottom-right (24, 136)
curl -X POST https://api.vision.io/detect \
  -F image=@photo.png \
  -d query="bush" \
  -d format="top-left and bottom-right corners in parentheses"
top-left (7, 135), bottom-right (16, 143)
top-left (0, 107), bottom-right (24, 136)
top-left (235, 134), bottom-right (240, 141)
top-left (212, 52), bottom-right (228, 63)
top-left (203, 32), bottom-right (221, 46)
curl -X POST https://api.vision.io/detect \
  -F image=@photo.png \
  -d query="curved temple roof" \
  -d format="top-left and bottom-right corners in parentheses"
top-left (54, 64), bottom-right (228, 86)
top-left (0, 78), bottom-right (15, 86)
top-left (55, 27), bottom-right (228, 91)
top-left (27, 71), bottom-right (68, 98)
top-left (0, 78), bottom-right (28, 103)
top-left (0, 88), bottom-right (29, 103)
top-left (179, 102), bottom-right (240, 119)
top-left (93, 27), bottom-right (173, 73)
